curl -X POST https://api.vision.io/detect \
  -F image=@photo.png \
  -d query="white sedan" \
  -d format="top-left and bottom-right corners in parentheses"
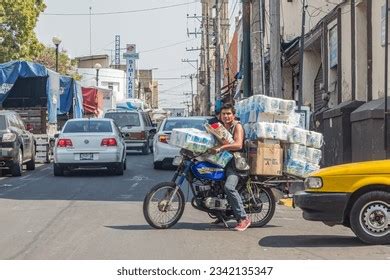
top-left (53, 118), bottom-right (126, 176)
top-left (153, 116), bottom-right (211, 169)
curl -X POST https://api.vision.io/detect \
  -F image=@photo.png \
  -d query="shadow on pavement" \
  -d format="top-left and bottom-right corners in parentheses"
top-left (258, 235), bottom-right (367, 248)
top-left (106, 223), bottom-right (280, 232)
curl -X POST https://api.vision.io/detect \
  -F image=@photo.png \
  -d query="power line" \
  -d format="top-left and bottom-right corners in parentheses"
top-left (42, 2), bottom-right (198, 16)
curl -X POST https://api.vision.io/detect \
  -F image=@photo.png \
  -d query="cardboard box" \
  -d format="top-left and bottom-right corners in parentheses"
top-left (249, 140), bottom-right (283, 176)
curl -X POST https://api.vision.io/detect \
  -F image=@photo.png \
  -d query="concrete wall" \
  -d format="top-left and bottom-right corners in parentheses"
top-left (77, 68), bottom-right (126, 102)
top-left (282, 66), bottom-right (293, 100)
top-left (372, 0), bottom-right (388, 99)
top-left (355, 0), bottom-right (368, 102)
top-left (303, 50), bottom-right (322, 108)
top-left (341, 4), bottom-right (352, 102)
top-left (263, 0), bottom-right (340, 46)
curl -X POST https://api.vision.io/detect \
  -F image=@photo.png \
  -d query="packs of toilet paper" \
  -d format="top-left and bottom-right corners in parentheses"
top-left (306, 131), bottom-right (324, 149)
top-left (278, 99), bottom-right (296, 115)
top-left (273, 123), bottom-right (290, 142)
top-left (205, 150), bottom-right (233, 168)
top-left (288, 127), bottom-right (308, 146)
top-left (284, 158), bottom-right (307, 178)
top-left (288, 144), bottom-right (307, 160)
top-left (305, 147), bottom-right (322, 165)
top-left (170, 128), bottom-right (215, 153)
top-left (304, 163), bottom-right (321, 177)
top-left (255, 122), bottom-right (275, 139)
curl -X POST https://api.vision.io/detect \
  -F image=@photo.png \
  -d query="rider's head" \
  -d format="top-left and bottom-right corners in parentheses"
top-left (220, 103), bottom-right (236, 125)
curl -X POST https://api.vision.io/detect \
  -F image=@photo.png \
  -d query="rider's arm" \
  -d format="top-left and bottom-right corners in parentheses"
top-left (216, 123), bottom-right (244, 152)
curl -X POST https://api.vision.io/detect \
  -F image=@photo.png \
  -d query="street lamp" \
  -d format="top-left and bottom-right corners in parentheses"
top-left (94, 63), bottom-right (102, 86)
top-left (52, 36), bottom-right (62, 72)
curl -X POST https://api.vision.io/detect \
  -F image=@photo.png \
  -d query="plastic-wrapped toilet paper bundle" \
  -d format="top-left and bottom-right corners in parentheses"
top-left (255, 122), bottom-right (275, 139)
top-left (288, 144), bottom-right (307, 160)
top-left (304, 163), bottom-right (320, 177)
top-left (305, 147), bottom-right (322, 165)
top-left (205, 150), bottom-right (233, 168)
top-left (288, 127), bottom-right (308, 145)
top-left (274, 123), bottom-right (290, 141)
top-left (306, 131), bottom-right (324, 149)
top-left (253, 94), bottom-right (266, 116)
top-left (284, 158), bottom-right (306, 177)
top-left (264, 96), bottom-right (280, 113)
top-left (278, 99), bottom-right (296, 115)
top-left (170, 128), bottom-right (215, 153)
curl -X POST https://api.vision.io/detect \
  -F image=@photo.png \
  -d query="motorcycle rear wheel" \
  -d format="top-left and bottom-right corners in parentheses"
top-left (143, 182), bottom-right (185, 229)
top-left (246, 182), bottom-right (276, 227)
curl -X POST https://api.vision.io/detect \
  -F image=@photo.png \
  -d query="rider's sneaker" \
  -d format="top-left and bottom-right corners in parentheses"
top-left (234, 217), bottom-right (251, 231)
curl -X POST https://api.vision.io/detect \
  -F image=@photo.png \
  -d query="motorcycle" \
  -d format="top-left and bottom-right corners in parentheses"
top-left (143, 148), bottom-right (276, 229)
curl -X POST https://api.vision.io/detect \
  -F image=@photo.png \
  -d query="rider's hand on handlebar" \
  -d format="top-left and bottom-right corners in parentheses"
top-left (208, 146), bottom-right (221, 155)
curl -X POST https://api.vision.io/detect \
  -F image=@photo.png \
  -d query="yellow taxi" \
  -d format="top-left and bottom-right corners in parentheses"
top-left (294, 160), bottom-right (389, 245)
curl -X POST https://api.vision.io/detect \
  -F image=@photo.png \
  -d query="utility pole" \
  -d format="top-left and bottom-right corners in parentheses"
top-left (242, 0), bottom-right (252, 98)
top-left (298, 0), bottom-right (307, 110)
top-left (214, 0), bottom-right (222, 100)
top-left (205, 6), bottom-right (211, 115)
top-left (182, 74), bottom-right (196, 116)
top-left (259, 0), bottom-right (266, 96)
top-left (269, 0), bottom-right (282, 98)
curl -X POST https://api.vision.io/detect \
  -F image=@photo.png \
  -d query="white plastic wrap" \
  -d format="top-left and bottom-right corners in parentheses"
top-left (288, 127), bottom-right (308, 145)
top-left (255, 122), bottom-right (275, 139)
top-left (278, 99), bottom-right (296, 115)
top-left (169, 128), bottom-right (215, 153)
top-left (305, 147), bottom-right (322, 165)
top-left (264, 96), bottom-right (280, 113)
top-left (284, 158), bottom-right (307, 178)
top-left (205, 150), bottom-right (233, 168)
top-left (306, 131), bottom-right (324, 149)
top-left (288, 144), bottom-right (307, 160)
top-left (273, 123), bottom-right (290, 141)
top-left (304, 163), bottom-right (320, 177)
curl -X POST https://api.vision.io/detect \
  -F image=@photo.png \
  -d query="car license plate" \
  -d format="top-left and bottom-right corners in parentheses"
top-left (80, 153), bottom-right (93, 160)
top-left (172, 156), bottom-right (183, 166)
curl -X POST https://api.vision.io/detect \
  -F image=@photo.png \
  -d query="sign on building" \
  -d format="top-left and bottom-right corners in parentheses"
top-left (123, 44), bottom-right (139, 99)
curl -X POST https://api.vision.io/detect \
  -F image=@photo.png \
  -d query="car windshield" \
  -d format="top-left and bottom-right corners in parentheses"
top-left (0, 115), bottom-right (7, 130)
top-left (63, 120), bottom-right (113, 133)
top-left (163, 119), bottom-right (207, 132)
top-left (105, 112), bottom-right (140, 127)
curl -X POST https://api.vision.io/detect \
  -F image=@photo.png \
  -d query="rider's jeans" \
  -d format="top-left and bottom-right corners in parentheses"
top-left (224, 165), bottom-right (247, 221)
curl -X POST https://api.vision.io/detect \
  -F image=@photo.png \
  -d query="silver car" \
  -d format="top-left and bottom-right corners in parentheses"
top-left (153, 116), bottom-right (211, 169)
top-left (53, 118), bottom-right (126, 176)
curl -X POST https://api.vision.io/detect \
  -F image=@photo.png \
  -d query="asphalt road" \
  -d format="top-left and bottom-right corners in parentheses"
top-left (0, 153), bottom-right (389, 260)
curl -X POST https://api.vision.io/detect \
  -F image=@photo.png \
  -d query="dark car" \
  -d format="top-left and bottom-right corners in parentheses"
top-left (104, 109), bottom-right (156, 154)
top-left (0, 110), bottom-right (35, 176)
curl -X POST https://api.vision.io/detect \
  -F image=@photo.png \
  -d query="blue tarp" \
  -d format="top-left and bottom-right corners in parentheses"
top-left (0, 60), bottom-right (56, 123)
top-left (116, 101), bottom-right (137, 111)
top-left (58, 76), bottom-right (83, 118)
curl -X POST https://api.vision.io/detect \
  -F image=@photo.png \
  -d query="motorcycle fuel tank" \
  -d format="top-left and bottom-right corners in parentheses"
top-left (191, 161), bottom-right (225, 181)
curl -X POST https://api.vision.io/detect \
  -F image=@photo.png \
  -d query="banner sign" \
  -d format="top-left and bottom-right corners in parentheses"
top-left (123, 44), bottom-right (139, 99)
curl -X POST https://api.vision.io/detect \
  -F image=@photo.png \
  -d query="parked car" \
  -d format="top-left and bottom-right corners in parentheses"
top-left (293, 159), bottom-right (390, 245)
top-left (153, 116), bottom-right (211, 169)
top-left (104, 109), bottom-right (156, 154)
top-left (0, 110), bottom-right (35, 176)
top-left (53, 118), bottom-right (126, 176)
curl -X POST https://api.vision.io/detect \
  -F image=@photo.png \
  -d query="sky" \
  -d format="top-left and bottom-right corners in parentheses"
top-left (35, 0), bottom-right (203, 108)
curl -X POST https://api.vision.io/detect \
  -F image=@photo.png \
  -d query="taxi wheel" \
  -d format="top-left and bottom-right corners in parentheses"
top-left (350, 191), bottom-right (390, 245)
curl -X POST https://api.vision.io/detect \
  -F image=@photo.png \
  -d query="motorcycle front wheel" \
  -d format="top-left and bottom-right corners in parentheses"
top-left (143, 182), bottom-right (185, 229)
top-left (246, 182), bottom-right (276, 227)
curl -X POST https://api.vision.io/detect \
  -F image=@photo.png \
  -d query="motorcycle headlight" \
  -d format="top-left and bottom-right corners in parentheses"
top-left (304, 177), bottom-right (323, 189)
top-left (172, 156), bottom-right (183, 166)
top-left (2, 132), bottom-right (16, 142)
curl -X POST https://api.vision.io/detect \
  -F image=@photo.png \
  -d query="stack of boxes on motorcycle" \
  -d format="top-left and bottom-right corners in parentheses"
top-left (235, 94), bottom-right (324, 178)
top-left (169, 128), bottom-right (233, 167)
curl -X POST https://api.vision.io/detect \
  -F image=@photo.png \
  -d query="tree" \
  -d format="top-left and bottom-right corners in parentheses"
top-left (0, 0), bottom-right (46, 62)
top-left (35, 45), bottom-right (81, 79)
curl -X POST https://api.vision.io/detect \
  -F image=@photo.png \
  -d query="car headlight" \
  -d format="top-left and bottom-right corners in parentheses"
top-left (2, 133), bottom-right (16, 142)
top-left (304, 177), bottom-right (323, 189)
